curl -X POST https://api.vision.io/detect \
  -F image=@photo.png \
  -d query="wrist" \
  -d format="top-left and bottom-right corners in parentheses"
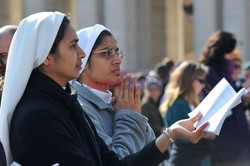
top-left (163, 127), bottom-right (175, 143)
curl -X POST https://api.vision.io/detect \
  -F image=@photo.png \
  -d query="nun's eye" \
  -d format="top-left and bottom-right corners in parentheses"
top-left (106, 49), bottom-right (114, 58)
top-left (71, 44), bottom-right (77, 49)
top-left (92, 48), bottom-right (125, 60)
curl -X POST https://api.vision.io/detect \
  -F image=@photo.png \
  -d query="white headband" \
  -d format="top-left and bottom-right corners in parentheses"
top-left (77, 24), bottom-right (111, 73)
top-left (0, 11), bottom-right (65, 164)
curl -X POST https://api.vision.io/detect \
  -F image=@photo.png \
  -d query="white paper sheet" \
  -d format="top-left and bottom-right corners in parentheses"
top-left (188, 78), bottom-right (247, 135)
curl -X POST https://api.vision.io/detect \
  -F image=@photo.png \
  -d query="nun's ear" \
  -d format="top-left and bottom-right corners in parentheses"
top-left (43, 54), bottom-right (53, 66)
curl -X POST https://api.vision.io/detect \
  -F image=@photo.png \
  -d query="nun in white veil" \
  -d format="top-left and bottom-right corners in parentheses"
top-left (0, 11), bottom-right (65, 165)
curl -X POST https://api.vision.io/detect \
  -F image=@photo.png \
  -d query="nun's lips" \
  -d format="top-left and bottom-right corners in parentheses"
top-left (112, 68), bottom-right (121, 76)
top-left (76, 63), bottom-right (82, 70)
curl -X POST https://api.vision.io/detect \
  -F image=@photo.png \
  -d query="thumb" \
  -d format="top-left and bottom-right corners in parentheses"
top-left (111, 96), bottom-right (117, 105)
top-left (190, 112), bottom-right (202, 123)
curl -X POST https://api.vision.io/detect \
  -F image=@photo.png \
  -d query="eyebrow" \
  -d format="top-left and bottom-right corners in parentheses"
top-left (100, 46), bottom-right (119, 51)
top-left (70, 38), bottom-right (79, 44)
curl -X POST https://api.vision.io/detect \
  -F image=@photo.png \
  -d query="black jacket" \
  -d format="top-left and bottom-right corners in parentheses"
top-left (10, 70), bottom-right (165, 166)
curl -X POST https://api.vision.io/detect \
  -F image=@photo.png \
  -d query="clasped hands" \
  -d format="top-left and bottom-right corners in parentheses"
top-left (112, 74), bottom-right (141, 113)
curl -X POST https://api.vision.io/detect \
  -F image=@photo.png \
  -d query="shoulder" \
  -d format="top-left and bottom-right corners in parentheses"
top-left (167, 98), bottom-right (190, 115)
top-left (78, 98), bottom-right (98, 114)
top-left (142, 101), bottom-right (157, 114)
top-left (206, 67), bottom-right (222, 83)
top-left (142, 100), bottom-right (155, 109)
top-left (13, 93), bottom-right (66, 126)
top-left (172, 98), bottom-right (188, 107)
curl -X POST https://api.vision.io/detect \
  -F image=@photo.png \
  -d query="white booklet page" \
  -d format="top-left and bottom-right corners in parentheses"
top-left (188, 78), bottom-right (247, 135)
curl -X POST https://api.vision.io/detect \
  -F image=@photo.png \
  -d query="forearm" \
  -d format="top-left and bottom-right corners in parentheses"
top-left (155, 125), bottom-right (177, 153)
top-left (118, 141), bottom-right (167, 166)
top-left (155, 133), bottom-right (172, 153)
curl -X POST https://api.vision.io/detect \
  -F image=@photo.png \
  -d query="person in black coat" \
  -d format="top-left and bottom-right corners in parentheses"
top-left (200, 31), bottom-right (250, 166)
top-left (0, 11), bottom-right (209, 166)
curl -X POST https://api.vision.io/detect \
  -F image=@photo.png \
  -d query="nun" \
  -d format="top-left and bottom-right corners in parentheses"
top-left (0, 11), bottom-right (208, 166)
top-left (73, 24), bottom-right (169, 164)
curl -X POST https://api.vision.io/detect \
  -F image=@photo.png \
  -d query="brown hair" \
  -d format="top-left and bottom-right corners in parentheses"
top-left (160, 61), bottom-right (207, 115)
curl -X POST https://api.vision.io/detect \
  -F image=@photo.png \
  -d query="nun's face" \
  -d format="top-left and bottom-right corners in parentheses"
top-left (45, 24), bottom-right (85, 86)
top-left (84, 36), bottom-right (122, 88)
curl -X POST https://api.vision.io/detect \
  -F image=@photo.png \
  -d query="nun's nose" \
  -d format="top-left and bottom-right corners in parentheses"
top-left (77, 45), bottom-right (85, 59)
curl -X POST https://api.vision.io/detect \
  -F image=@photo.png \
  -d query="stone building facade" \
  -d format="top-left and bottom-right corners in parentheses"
top-left (0, 0), bottom-right (249, 70)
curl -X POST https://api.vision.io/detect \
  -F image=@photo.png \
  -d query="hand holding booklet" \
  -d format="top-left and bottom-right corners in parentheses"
top-left (188, 78), bottom-right (248, 135)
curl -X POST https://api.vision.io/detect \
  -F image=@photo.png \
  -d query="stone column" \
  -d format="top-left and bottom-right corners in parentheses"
top-left (103, 0), bottom-right (138, 71)
top-left (193, 0), bottom-right (221, 59)
top-left (104, 0), bottom-right (166, 70)
top-left (75, 0), bottom-right (103, 30)
top-left (246, 0), bottom-right (250, 62)
top-left (23, 0), bottom-right (70, 17)
top-left (223, 0), bottom-right (250, 62)
top-left (135, 0), bottom-right (151, 69)
top-left (149, 0), bottom-right (166, 67)
top-left (165, 0), bottom-right (186, 62)
top-left (0, 0), bottom-right (11, 26)
top-left (69, 0), bottom-right (77, 27)
top-left (9, 0), bottom-right (23, 25)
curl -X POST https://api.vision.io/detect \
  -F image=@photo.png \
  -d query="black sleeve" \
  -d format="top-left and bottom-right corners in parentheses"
top-left (11, 105), bottom-right (167, 166)
top-left (97, 134), bottom-right (166, 166)
top-left (10, 107), bottom-right (97, 166)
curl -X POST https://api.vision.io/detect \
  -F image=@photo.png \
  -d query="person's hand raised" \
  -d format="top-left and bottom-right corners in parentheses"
top-left (169, 112), bottom-right (209, 143)
top-left (113, 74), bottom-right (141, 113)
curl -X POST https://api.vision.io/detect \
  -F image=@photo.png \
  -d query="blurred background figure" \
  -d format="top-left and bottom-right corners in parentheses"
top-left (230, 49), bottom-right (250, 125)
top-left (200, 31), bottom-right (250, 166)
top-left (0, 25), bottom-right (17, 103)
top-left (141, 76), bottom-right (164, 137)
top-left (231, 49), bottom-right (242, 88)
top-left (243, 64), bottom-right (250, 126)
top-left (156, 57), bottom-right (175, 89)
top-left (243, 64), bottom-right (250, 89)
top-left (160, 61), bottom-right (216, 166)
top-left (136, 71), bottom-right (147, 100)
top-left (154, 58), bottom-right (175, 105)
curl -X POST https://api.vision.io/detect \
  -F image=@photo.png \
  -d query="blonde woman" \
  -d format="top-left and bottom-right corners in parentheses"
top-left (160, 61), bottom-right (215, 166)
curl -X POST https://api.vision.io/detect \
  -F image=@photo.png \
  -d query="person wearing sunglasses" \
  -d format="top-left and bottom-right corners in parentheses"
top-left (72, 24), bottom-right (170, 165)
top-left (160, 61), bottom-right (216, 166)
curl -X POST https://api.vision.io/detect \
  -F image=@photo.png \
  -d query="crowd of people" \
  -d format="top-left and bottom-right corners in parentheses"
top-left (0, 11), bottom-right (250, 166)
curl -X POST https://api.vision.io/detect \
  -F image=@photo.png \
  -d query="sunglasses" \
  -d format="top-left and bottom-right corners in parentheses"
top-left (196, 78), bottom-right (205, 84)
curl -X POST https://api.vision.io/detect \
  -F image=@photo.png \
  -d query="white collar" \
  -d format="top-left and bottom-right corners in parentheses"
top-left (77, 81), bottom-right (112, 104)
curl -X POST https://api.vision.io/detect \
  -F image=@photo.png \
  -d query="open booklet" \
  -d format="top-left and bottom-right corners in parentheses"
top-left (188, 78), bottom-right (248, 135)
